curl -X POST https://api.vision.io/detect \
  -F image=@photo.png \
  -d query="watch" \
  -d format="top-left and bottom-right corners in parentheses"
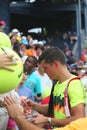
top-left (48, 117), bottom-right (52, 124)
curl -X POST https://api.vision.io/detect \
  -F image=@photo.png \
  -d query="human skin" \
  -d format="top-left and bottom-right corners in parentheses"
top-left (4, 97), bottom-right (44, 130)
top-left (0, 54), bottom-right (17, 71)
top-left (4, 97), bottom-right (87, 130)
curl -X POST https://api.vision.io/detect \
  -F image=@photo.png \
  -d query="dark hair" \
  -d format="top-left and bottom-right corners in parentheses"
top-left (13, 42), bottom-right (22, 57)
top-left (39, 47), bottom-right (66, 65)
top-left (35, 44), bottom-right (44, 51)
top-left (32, 56), bottom-right (38, 67)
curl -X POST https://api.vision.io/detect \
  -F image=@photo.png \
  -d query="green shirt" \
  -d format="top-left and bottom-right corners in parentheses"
top-left (53, 75), bottom-right (85, 119)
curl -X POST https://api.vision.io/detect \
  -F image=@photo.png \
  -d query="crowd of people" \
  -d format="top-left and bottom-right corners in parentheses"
top-left (0, 22), bottom-right (87, 130)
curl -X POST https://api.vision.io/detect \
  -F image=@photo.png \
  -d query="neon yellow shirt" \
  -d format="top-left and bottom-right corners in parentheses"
top-left (54, 118), bottom-right (87, 130)
top-left (53, 75), bottom-right (85, 119)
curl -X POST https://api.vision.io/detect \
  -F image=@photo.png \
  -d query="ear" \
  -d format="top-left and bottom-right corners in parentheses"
top-left (53, 60), bottom-right (59, 67)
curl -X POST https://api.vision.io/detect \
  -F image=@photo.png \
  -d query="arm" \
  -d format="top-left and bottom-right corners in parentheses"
top-left (14, 116), bottom-right (44, 130)
top-left (31, 79), bottom-right (85, 126)
top-left (16, 115), bottom-right (87, 130)
top-left (27, 99), bottom-right (48, 115)
top-left (50, 103), bottom-right (85, 127)
top-left (4, 97), bottom-right (85, 130)
top-left (4, 96), bottom-right (44, 130)
top-left (34, 93), bottom-right (42, 102)
top-left (29, 103), bottom-right (85, 127)
top-left (0, 53), bottom-right (17, 71)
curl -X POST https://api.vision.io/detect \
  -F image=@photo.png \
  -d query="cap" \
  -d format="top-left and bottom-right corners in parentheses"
top-left (38, 41), bottom-right (43, 45)
top-left (12, 28), bottom-right (19, 33)
top-left (0, 21), bottom-right (6, 26)
top-left (32, 39), bottom-right (38, 45)
top-left (21, 39), bottom-right (28, 45)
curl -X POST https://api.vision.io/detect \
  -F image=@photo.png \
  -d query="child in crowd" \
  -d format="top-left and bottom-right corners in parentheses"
top-left (16, 71), bottom-right (34, 102)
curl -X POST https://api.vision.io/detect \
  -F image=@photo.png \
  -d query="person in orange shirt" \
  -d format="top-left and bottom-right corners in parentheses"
top-left (25, 39), bottom-right (39, 57)
top-left (81, 54), bottom-right (86, 62)
top-left (25, 48), bottom-right (35, 56)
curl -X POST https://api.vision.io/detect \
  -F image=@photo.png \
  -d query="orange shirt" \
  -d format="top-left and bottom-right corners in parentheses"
top-left (25, 49), bottom-right (35, 56)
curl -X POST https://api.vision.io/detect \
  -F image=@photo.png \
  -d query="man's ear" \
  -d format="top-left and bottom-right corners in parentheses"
top-left (53, 60), bottom-right (59, 67)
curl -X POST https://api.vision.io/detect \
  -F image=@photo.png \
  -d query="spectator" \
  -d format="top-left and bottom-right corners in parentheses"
top-left (34, 61), bottom-right (52, 99)
top-left (0, 20), bottom-right (6, 32)
top-left (17, 70), bottom-right (34, 102)
top-left (24, 56), bottom-right (42, 102)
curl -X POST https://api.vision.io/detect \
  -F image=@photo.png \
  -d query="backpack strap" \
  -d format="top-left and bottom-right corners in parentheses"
top-left (47, 80), bottom-right (58, 116)
top-left (64, 77), bottom-right (80, 118)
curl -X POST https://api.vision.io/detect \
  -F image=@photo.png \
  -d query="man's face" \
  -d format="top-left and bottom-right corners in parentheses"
top-left (25, 57), bottom-right (34, 68)
top-left (24, 57), bottom-right (36, 74)
top-left (41, 60), bottom-right (56, 80)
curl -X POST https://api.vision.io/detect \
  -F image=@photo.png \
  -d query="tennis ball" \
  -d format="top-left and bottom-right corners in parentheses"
top-left (0, 47), bottom-right (23, 93)
top-left (0, 32), bottom-right (11, 48)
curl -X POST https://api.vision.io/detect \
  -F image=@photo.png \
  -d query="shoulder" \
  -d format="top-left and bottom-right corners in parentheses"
top-left (68, 77), bottom-right (83, 90)
top-left (32, 72), bottom-right (41, 80)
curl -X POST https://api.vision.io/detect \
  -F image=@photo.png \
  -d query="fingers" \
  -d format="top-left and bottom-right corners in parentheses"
top-left (6, 56), bottom-right (18, 64)
top-left (6, 54), bottom-right (14, 59)
top-left (4, 96), bottom-right (16, 106)
top-left (3, 66), bottom-right (15, 71)
top-left (3, 54), bottom-right (14, 61)
top-left (4, 96), bottom-right (24, 120)
top-left (2, 55), bottom-right (18, 71)
top-left (26, 99), bottom-right (33, 106)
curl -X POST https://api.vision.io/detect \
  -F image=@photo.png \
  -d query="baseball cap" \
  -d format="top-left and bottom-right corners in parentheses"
top-left (0, 21), bottom-right (6, 26)
top-left (21, 39), bottom-right (28, 45)
top-left (11, 28), bottom-right (19, 33)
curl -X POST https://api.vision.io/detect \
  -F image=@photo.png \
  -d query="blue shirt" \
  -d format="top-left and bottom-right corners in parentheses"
top-left (24, 72), bottom-right (42, 96)
top-left (18, 84), bottom-right (34, 101)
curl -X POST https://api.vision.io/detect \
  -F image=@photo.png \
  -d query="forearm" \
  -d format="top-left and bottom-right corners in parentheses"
top-left (51, 104), bottom-right (85, 127)
top-left (15, 116), bottom-right (44, 130)
top-left (32, 115), bottom-right (81, 127)
top-left (51, 116), bottom-right (83, 127)
top-left (32, 103), bottom-right (48, 115)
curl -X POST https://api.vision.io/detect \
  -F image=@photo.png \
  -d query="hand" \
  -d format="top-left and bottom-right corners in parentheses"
top-left (0, 54), bottom-right (17, 71)
top-left (4, 96), bottom-right (23, 120)
top-left (22, 98), bottom-right (35, 110)
top-left (20, 96), bottom-right (32, 118)
top-left (31, 113), bottom-right (48, 127)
